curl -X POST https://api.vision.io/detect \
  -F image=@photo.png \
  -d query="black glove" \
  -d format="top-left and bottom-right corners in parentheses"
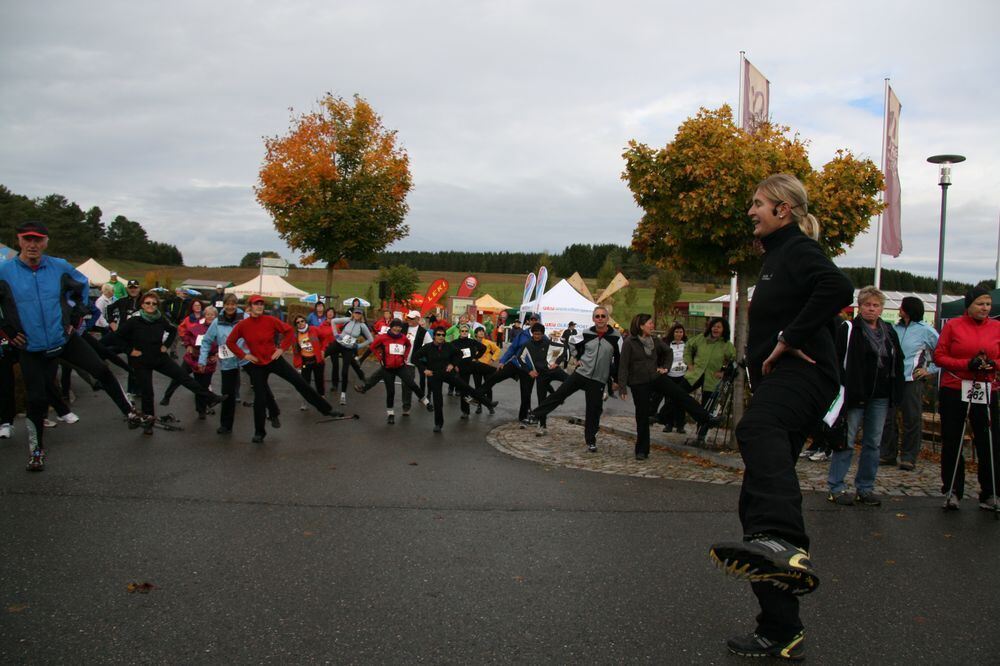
top-left (968, 356), bottom-right (990, 371)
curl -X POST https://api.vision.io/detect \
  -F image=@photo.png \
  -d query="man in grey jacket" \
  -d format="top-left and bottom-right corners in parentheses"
top-left (531, 306), bottom-right (620, 451)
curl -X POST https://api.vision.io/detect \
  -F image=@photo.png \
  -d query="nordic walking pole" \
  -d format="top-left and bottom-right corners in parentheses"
top-left (986, 386), bottom-right (999, 521)
top-left (944, 398), bottom-right (973, 507)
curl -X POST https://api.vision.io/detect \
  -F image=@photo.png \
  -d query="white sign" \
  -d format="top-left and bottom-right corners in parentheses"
top-left (961, 380), bottom-right (989, 405)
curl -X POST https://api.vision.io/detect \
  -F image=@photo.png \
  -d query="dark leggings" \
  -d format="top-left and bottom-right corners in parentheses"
top-left (301, 361), bottom-right (325, 395)
top-left (0, 350), bottom-right (16, 425)
top-left (131, 354), bottom-right (213, 417)
top-left (533, 373), bottom-right (605, 445)
top-left (939, 387), bottom-right (1000, 501)
top-left (332, 343), bottom-right (366, 392)
top-left (425, 371), bottom-right (490, 426)
top-left (363, 365), bottom-right (425, 409)
top-left (459, 363), bottom-right (498, 414)
top-left (244, 357), bottom-right (332, 435)
top-left (20, 335), bottom-right (133, 450)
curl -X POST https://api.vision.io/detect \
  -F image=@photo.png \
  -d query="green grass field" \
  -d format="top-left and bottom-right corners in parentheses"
top-left (86, 258), bottom-right (724, 324)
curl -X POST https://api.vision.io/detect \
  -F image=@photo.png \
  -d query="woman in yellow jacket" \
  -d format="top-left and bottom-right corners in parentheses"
top-left (683, 317), bottom-right (736, 405)
top-left (472, 328), bottom-right (502, 413)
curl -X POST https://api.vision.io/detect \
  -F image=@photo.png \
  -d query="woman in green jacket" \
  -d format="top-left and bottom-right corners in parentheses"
top-left (683, 317), bottom-right (736, 405)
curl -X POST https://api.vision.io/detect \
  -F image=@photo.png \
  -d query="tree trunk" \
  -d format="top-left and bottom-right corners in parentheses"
top-left (325, 262), bottom-right (335, 303)
top-left (731, 273), bottom-right (750, 430)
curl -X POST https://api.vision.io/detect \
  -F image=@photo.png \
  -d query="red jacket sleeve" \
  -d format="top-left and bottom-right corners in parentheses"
top-left (276, 318), bottom-right (294, 352)
top-left (933, 320), bottom-right (964, 373)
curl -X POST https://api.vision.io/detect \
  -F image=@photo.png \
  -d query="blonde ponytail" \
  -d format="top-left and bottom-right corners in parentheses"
top-left (755, 174), bottom-right (820, 240)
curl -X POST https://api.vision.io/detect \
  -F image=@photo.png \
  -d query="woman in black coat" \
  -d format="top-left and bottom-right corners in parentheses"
top-left (619, 314), bottom-right (720, 460)
top-left (118, 292), bottom-right (223, 434)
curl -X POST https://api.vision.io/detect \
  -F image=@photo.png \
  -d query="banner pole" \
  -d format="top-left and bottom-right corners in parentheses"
top-left (731, 51), bottom-right (745, 335)
top-left (995, 211), bottom-right (1000, 289)
top-left (874, 78), bottom-right (889, 288)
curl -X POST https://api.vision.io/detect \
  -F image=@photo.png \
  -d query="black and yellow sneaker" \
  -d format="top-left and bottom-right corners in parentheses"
top-left (726, 631), bottom-right (805, 661)
top-left (709, 535), bottom-right (819, 595)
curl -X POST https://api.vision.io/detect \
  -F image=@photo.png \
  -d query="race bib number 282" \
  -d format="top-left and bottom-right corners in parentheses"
top-left (962, 379), bottom-right (989, 404)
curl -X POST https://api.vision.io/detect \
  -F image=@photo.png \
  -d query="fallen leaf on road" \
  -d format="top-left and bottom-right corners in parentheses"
top-left (513, 576), bottom-right (526, 583)
top-left (914, 616), bottom-right (928, 624)
top-left (895, 513), bottom-right (908, 519)
top-left (885, 560), bottom-right (896, 565)
top-left (870, 532), bottom-right (883, 538)
top-left (943, 533), bottom-right (953, 539)
top-left (328, 465), bottom-right (337, 471)
top-left (408, 462), bottom-right (418, 466)
top-left (6, 604), bottom-right (28, 613)
top-left (303, 531), bottom-right (315, 537)
top-left (126, 582), bottom-right (157, 594)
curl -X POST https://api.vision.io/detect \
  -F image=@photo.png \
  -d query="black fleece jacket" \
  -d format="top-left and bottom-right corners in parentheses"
top-left (746, 224), bottom-right (854, 389)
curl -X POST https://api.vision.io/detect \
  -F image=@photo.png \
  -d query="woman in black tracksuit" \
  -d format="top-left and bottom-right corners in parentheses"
top-left (117, 291), bottom-right (223, 434)
top-left (619, 314), bottom-right (720, 460)
top-left (452, 324), bottom-right (488, 418)
top-left (708, 174), bottom-right (854, 660)
top-left (414, 328), bottom-right (496, 432)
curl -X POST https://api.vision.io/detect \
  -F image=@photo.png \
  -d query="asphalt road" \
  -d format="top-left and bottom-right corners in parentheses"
top-left (2, 369), bottom-right (998, 664)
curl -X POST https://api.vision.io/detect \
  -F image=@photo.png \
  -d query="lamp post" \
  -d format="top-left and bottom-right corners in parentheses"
top-left (928, 154), bottom-right (965, 330)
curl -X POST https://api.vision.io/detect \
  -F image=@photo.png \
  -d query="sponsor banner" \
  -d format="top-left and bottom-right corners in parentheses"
top-left (522, 273), bottom-right (537, 306)
top-left (742, 58), bottom-right (770, 130)
top-left (881, 85), bottom-right (903, 257)
top-left (688, 302), bottom-right (724, 318)
top-left (456, 275), bottom-right (479, 298)
top-left (419, 278), bottom-right (449, 315)
top-left (535, 266), bottom-right (548, 302)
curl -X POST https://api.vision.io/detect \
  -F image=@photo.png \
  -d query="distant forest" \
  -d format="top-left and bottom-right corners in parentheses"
top-left (0, 185), bottom-right (184, 265)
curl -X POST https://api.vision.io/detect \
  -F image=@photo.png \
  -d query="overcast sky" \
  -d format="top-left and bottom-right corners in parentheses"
top-left (2, 1), bottom-right (997, 283)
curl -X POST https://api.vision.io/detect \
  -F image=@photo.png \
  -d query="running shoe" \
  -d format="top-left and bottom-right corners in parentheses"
top-left (898, 461), bottom-right (916, 471)
top-left (159, 397), bottom-right (170, 406)
top-left (26, 447), bottom-right (45, 472)
top-left (204, 393), bottom-right (226, 410)
top-left (252, 432), bottom-right (266, 443)
top-left (709, 535), bottom-right (819, 595)
top-left (854, 492), bottom-right (882, 507)
top-left (798, 448), bottom-right (815, 459)
top-left (587, 442), bottom-right (597, 453)
top-left (943, 493), bottom-right (960, 511)
top-left (635, 452), bottom-right (648, 461)
top-left (58, 412), bottom-right (80, 424)
top-left (475, 406), bottom-right (482, 414)
top-left (432, 425), bottom-right (442, 433)
top-left (808, 450), bottom-right (830, 462)
top-left (878, 456), bottom-right (897, 466)
top-left (353, 384), bottom-right (366, 394)
top-left (979, 496), bottom-right (999, 510)
top-left (726, 630), bottom-right (805, 661)
top-left (826, 491), bottom-right (854, 506)
top-left (141, 415), bottom-right (155, 436)
top-left (0, 423), bottom-right (11, 439)
top-left (216, 427), bottom-right (232, 434)
top-left (339, 393), bottom-right (347, 405)
top-left (270, 416), bottom-right (281, 429)
top-left (43, 418), bottom-right (57, 428)
top-left (127, 412), bottom-right (143, 430)
top-left (299, 404), bottom-right (308, 411)
top-left (459, 413), bottom-right (469, 420)
top-left (387, 414), bottom-right (395, 424)
top-left (535, 425), bottom-right (547, 437)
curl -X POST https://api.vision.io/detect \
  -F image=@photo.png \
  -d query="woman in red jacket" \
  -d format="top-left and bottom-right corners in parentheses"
top-left (934, 286), bottom-right (1000, 510)
top-left (226, 295), bottom-right (339, 442)
top-left (355, 318), bottom-right (428, 423)
top-left (290, 314), bottom-right (326, 397)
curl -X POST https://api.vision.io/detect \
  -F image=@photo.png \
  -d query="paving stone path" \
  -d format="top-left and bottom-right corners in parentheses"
top-left (488, 414), bottom-right (984, 500)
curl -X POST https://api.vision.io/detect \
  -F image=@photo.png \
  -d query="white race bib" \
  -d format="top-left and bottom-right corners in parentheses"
top-left (961, 379), bottom-right (989, 404)
top-left (461, 348), bottom-right (472, 359)
top-left (218, 344), bottom-right (234, 360)
top-left (300, 340), bottom-right (313, 353)
top-left (195, 334), bottom-right (204, 347)
top-left (389, 343), bottom-right (406, 356)
top-left (671, 362), bottom-right (687, 373)
top-left (338, 334), bottom-right (356, 346)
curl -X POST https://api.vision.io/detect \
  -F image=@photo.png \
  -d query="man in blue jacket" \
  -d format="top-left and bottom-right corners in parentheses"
top-left (477, 312), bottom-right (541, 425)
top-left (0, 222), bottom-right (135, 471)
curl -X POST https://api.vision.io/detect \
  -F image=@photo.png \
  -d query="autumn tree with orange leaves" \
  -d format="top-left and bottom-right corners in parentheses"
top-left (622, 105), bottom-right (884, 427)
top-left (255, 94), bottom-right (412, 298)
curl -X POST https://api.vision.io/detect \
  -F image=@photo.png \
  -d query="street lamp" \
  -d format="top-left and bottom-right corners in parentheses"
top-left (928, 154), bottom-right (966, 329)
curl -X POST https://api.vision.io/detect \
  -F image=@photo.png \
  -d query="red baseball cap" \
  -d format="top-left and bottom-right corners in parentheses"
top-left (16, 221), bottom-right (49, 238)
top-left (247, 294), bottom-right (266, 304)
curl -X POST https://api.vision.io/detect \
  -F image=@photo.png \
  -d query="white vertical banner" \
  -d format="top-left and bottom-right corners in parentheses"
top-left (742, 58), bottom-right (770, 130)
top-left (881, 85), bottom-right (903, 257)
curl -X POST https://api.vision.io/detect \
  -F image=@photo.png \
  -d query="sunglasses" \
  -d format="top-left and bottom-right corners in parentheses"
top-left (434, 332), bottom-right (446, 337)
top-left (142, 301), bottom-right (158, 306)
top-left (594, 314), bottom-right (608, 319)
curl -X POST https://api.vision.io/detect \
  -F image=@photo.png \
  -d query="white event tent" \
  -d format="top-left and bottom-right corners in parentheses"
top-left (76, 258), bottom-right (125, 285)
top-left (520, 279), bottom-right (598, 333)
top-left (226, 274), bottom-right (307, 299)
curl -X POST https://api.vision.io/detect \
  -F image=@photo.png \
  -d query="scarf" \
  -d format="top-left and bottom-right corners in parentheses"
top-left (140, 309), bottom-right (162, 324)
top-left (639, 335), bottom-right (655, 357)
top-left (861, 319), bottom-right (889, 368)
